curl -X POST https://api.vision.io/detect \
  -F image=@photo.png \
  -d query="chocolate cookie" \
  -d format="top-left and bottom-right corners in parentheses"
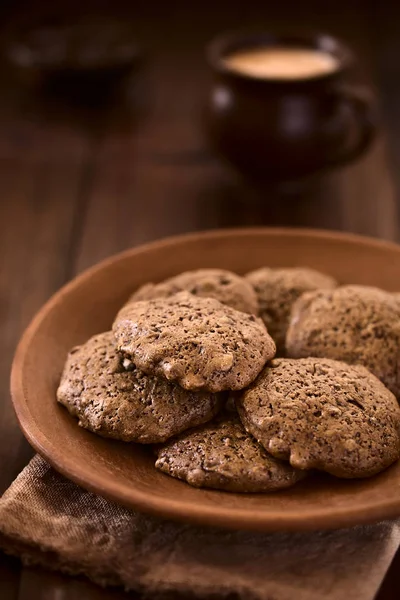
top-left (155, 412), bottom-right (305, 492)
top-left (113, 292), bottom-right (275, 392)
top-left (246, 267), bottom-right (337, 354)
top-left (128, 268), bottom-right (258, 314)
top-left (237, 357), bottom-right (400, 478)
top-left (57, 332), bottom-right (223, 443)
top-left (286, 285), bottom-right (400, 397)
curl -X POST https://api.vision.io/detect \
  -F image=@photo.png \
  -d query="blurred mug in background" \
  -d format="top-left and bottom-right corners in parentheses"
top-left (204, 31), bottom-right (377, 183)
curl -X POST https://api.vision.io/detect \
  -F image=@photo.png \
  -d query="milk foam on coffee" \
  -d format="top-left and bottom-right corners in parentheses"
top-left (223, 46), bottom-right (338, 80)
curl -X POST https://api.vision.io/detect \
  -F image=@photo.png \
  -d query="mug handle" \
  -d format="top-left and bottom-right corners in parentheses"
top-left (326, 86), bottom-right (378, 168)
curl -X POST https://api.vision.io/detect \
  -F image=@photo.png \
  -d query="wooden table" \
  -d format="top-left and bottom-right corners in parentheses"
top-left (1, 1), bottom-right (399, 598)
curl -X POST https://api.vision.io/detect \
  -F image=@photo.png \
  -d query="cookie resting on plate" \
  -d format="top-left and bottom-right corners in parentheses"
top-left (155, 412), bottom-right (306, 492)
top-left (127, 268), bottom-right (258, 315)
top-left (113, 291), bottom-right (275, 392)
top-left (237, 357), bottom-right (400, 478)
top-left (286, 285), bottom-right (400, 397)
top-left (246, 267), bottom-right (337, 354)
top-left (57, 332), bottom-right (223, 443)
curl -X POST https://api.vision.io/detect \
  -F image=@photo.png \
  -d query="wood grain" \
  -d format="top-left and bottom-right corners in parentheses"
top-left (0, 131), bottom-right (93, 495)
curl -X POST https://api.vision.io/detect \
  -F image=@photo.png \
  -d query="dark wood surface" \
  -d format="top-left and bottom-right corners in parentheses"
top-left (0, 1), bottom-right (400, 598)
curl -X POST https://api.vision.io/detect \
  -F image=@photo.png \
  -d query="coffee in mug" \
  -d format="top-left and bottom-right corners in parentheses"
top-left (223, 46), bottom-right (339, 80)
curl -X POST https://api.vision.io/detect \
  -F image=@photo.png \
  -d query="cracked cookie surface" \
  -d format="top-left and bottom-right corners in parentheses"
top-left (286, 285), bottom-right (400, 397)
top-left (113, 291), bottom-right (275, 392)
top-left (236, 357), bottom-right (400, 478)
top-left (57, 332), bottom-right (223, 443)
top-left (155, 412), bottom-right (305, 492)
top-left (246, 267), bottom-right (337, 354)
top-left (128, 268), bottom-right (258, 314)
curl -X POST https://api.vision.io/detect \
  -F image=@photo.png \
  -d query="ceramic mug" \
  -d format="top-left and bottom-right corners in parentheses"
top-left (204, 31), bottom-right (377, 182)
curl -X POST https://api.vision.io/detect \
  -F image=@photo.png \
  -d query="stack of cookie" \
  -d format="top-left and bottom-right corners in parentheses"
top-left (57, 267), bottom-right (400, 494)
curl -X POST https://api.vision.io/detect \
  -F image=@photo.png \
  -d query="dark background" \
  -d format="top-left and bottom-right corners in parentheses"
top-left (1, 0), bottom-right (400, 598)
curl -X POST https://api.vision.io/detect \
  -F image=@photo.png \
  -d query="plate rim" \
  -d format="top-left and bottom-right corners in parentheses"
top-left (11, 226), bottom-right (400, 532)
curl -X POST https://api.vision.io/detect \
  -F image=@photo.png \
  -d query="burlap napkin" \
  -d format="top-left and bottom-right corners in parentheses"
top-left (0, 455), bottom-right (399, 600)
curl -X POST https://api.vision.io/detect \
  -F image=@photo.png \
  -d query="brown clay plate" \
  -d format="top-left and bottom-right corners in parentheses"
top-left (11, 228), bottom-right (400, 532)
